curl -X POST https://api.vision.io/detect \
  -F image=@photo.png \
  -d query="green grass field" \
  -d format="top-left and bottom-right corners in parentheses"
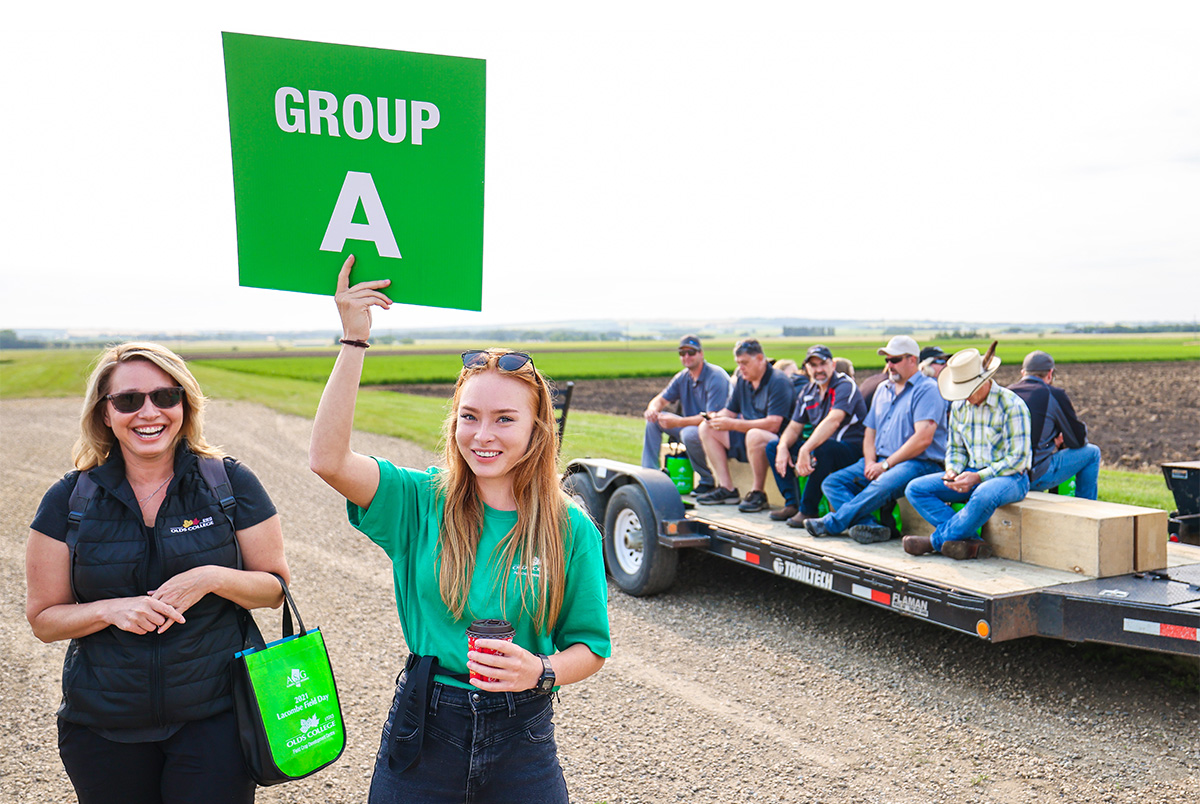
top-left (0, 346), bottom-right (1186, 510)
top-left (184, 335), bottom-right (1199, 386)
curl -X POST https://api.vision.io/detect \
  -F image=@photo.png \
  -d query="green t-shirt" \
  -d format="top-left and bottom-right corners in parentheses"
top-left (347, 459), bottom-right (611, 689)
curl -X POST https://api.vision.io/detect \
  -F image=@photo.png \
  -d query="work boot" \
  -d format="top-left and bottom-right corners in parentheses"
top-left (940, 539), bottom-right (993, 560)
top-left (849, 523), bottom-right (893, 544)
top-left (786, 511), bottom-right (812, 529)
top-left (769, 505), bottom-right (799, 521)
top-left (804, 517), bottom-right (842, 538)
top-left (902, 535), bottom-right (934, 556)
top-left (737, 490), bottom-right (770, 513)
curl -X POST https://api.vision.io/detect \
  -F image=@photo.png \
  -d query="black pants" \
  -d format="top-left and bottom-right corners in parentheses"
top-left (58, 710), bottom-right (254, 804)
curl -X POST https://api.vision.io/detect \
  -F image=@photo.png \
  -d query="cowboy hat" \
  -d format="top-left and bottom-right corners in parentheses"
top-left (938, 347), bottom-right (1001, 401)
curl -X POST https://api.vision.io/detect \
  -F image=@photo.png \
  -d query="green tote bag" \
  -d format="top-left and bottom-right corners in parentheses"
top-left (231, 575), bottom-right (345, 785)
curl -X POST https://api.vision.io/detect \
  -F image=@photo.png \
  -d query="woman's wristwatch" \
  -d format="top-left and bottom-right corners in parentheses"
top-left (535, 654), bottom-right (556, 691)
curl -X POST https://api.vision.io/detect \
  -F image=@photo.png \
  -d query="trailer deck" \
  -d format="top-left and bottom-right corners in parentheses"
top-left (567, 459), bottom-right (1200, 658)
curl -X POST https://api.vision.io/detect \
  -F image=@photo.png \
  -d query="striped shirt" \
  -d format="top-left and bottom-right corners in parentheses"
top-left (945, 382), bottom-right (1032, 480)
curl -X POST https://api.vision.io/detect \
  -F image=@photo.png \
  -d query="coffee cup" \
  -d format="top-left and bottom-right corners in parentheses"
top-left (465, 619), bottom-right (515, 683)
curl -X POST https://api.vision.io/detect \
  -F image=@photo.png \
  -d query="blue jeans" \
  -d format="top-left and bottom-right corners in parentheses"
top-left (906, 471), bottom-right (1030, 551)
top-left (370, 676), bottom-right (567, 804)
top-left (765, 438), bottom-right (861, 516)
top-left (1030, 444), bottom-right (1101, 500)
top-left (821, 457), bottom-right (943, 533)
top-left (643, 422), bottom-right (713, 486)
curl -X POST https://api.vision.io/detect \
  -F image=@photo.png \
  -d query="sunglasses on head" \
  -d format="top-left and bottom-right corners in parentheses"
top-left (461, 350), bottom-right (535, 372)
top-left (106, 387), bottom-right (184, 414)
top-left (885, 355), bottom-right (908, 365)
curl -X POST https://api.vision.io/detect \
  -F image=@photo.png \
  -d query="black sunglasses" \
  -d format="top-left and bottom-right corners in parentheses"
top-left (105, 387), bottom-right (185, 414)
top-left (885, 355), bottom-right (908, 365)
top-left (461, 350), bottom-right (534, 372)
top-left (678, 349), bottom-right (698, 357)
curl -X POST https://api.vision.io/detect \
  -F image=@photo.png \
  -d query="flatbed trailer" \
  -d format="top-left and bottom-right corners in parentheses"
top-left (565, 459), bottom-right (1200, 658)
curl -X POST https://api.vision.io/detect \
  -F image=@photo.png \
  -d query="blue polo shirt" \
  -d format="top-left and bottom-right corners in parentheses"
top-left (661, 362), bottom-right (731, 417)
top-left (863, 372), bottom-right (947, 462)
top-left (790, 372), bottom-right (867, 446)
top-left (726, 363), bottom-right (794, 436)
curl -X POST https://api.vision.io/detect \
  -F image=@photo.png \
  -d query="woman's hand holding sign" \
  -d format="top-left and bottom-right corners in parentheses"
top-left (335, 254), bottom-right (393, 340)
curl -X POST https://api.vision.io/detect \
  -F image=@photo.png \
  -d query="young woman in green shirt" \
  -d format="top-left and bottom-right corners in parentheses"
top-left (310, 257), bottom-right (611, 803)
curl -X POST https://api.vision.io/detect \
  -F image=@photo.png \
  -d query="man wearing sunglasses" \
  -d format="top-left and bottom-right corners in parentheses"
top-left (804, 335), bottom-right (948, 543)
top-left (642, 335), bottom-right (731, 496)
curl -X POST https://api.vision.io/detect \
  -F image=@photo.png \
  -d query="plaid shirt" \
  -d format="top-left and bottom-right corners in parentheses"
top-left (946, 382), bottom-right (1032, 480)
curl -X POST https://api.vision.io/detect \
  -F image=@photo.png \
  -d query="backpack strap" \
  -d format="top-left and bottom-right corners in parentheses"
top-left (197, 457), bottom-right (237, 528)
top-left (195, 456), bottom-right (244, 570)
top-left (67, 470), bottom-right (99, 531)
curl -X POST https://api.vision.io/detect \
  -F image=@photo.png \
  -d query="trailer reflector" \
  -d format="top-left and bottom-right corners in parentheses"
top-left (852, 584), bottom-right (891, 606)
top-left (1123, 618), bottom-right (1199, 642)
top-left (731, 547), bottom-right (760, 565)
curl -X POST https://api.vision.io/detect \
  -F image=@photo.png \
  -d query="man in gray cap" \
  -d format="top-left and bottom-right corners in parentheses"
top-left (1008, 350), bottom-right (1101, 499)
top-left (804, 335), bottom-right (948, 542)
top-left (642, 335), bottom-right (732, 496)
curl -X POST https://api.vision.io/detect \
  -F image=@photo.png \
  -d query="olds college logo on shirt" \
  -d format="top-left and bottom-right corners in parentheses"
top-left (169, 516), bottom-right (215, 534)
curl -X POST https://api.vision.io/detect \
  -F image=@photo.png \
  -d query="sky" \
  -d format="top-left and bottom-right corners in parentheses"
top-left (3, 1), bottom-right (1198, 334)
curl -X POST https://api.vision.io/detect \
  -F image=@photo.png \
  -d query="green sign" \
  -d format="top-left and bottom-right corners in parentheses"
top-left (222, 32), bottom-right (485, 310)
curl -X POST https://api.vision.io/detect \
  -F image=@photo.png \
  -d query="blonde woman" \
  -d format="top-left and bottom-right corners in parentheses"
top-left (26, 342), bottom-right (288, 804)
top-left (310, 257), bottom-right (610, 803)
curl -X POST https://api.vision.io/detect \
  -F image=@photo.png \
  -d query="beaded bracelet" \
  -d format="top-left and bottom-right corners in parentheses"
top-left (339, 339), bottom-right (370, 349)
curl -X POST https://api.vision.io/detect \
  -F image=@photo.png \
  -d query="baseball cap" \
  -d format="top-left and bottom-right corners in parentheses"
top-left (678, 334), bottom-right (702, 351)
top-left (919, 345), bottom-right (947, 363)
top-left (805, 344), bottom-right (833, 363)
top-left (878, 335), bottom-right (920, 358)
top-left (1022, 350), bottom-right (1055, 372)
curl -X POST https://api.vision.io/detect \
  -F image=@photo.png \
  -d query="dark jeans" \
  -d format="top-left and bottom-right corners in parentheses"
top-left (765, 438), bottom-right (861, 516)
top-left (58, 710), bottom-right (254, 804)
top-left (370, 675), bottom-right (568, 804)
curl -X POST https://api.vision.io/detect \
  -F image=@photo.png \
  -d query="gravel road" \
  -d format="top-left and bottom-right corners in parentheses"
top-left (2, 398), bottom-right (1197, 803)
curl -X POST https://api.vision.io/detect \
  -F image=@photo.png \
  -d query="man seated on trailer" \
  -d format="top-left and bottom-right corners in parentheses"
top-left (803, 335), bottom-right (948, 543)
top-left (1008, 350), bottom-right (1102, 500)
top-left (695, 339), bottom-right (794, 507)
top-left (762, 345), bottom-right (867, 527)
top-left (642, 335), bottom-right (732, 496)
top-left (903, 346), bottom-right (1032, 560)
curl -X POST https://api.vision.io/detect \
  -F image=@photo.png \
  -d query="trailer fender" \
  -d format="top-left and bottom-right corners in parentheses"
top-left (565, 459), bottom-right (685, 596)
top-left (563, 459), bottom-right (686, 524)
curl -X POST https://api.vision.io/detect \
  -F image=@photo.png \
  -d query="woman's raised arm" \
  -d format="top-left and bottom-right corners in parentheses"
top-left (309, 255), bottom-right (393, 509)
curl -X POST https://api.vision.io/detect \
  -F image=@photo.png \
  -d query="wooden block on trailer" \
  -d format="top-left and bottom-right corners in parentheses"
top-left (982, 503), bottom-right (1022, 561)
top-left (1018, 496), bottom-right (1134, 576)
top-left (1024, 492), bottom-right (1168, 572)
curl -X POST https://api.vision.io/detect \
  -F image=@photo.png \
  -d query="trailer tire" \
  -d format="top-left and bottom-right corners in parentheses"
top-left (563, 471), bottom-right (604, 527)
top-left (603, 484), bottom-right (678, 596)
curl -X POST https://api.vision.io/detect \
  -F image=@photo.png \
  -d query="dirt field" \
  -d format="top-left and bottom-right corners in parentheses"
top-left (3, 399), bottom-right (1197, 803)
top-left (399, 360), bottom-right (1200, 471)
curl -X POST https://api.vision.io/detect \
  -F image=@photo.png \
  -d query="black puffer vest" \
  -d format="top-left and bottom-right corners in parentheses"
top-left (60, 444), bottom-right (243, 729)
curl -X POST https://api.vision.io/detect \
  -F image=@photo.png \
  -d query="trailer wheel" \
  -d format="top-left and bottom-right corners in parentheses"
top-left (603, 484), bottom-right (678, 596)
top-left (563, 471), bottom-right (604, 526)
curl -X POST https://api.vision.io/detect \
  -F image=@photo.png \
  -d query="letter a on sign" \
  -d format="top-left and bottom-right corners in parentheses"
top-left (319, 171), bottom-right (402, 259)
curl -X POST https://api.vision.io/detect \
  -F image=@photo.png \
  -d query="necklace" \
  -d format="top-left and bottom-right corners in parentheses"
top-left (138, 473), bottom-right (174, 505)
